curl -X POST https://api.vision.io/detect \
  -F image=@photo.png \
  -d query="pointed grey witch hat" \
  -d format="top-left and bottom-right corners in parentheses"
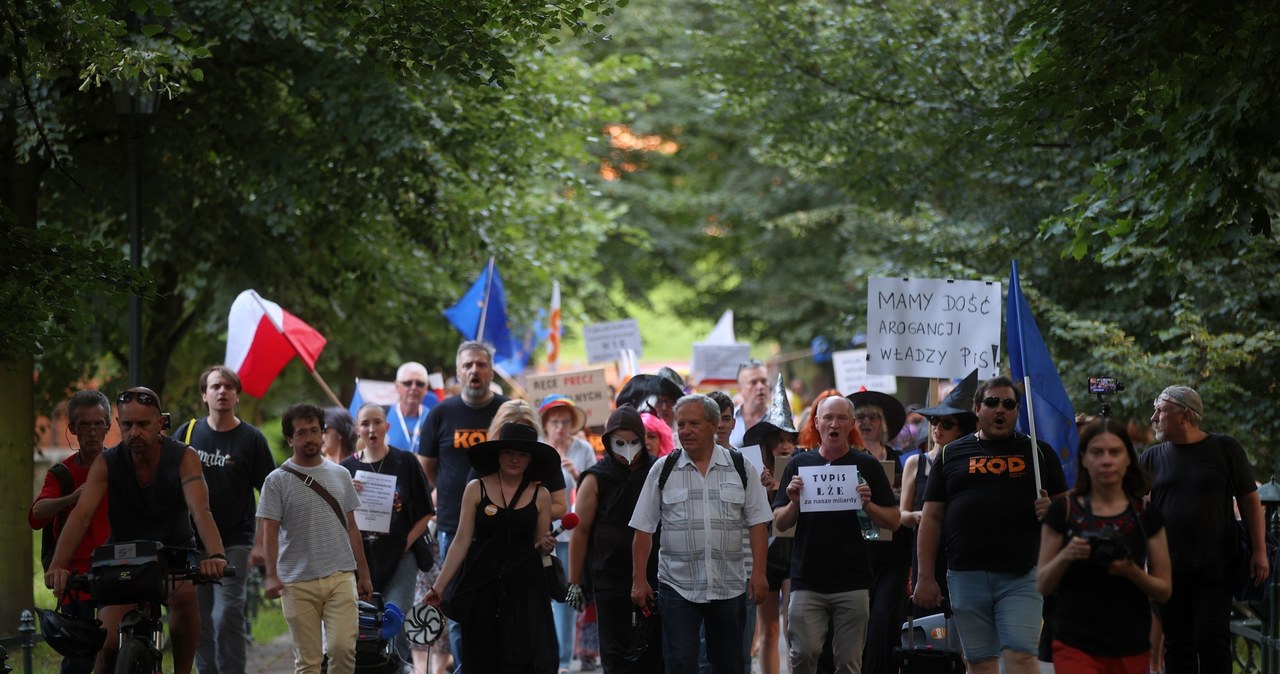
top-left (743, 374), bottom-right (798, 446)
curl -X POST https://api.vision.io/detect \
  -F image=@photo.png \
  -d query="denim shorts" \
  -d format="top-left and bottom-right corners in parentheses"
top-left (946, 568), bottom-right (1042, 661)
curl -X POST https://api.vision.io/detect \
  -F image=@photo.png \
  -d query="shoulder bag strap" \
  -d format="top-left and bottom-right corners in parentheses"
top-left (280, 464), bottom-right (348, 532)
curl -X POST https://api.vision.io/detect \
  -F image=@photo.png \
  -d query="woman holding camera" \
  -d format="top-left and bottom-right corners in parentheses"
top-left (1038, 418), bottom-right (1172, 672)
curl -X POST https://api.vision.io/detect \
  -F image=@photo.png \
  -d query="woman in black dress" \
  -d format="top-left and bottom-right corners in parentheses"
top-left (426, 422), bottom-right (560, 673)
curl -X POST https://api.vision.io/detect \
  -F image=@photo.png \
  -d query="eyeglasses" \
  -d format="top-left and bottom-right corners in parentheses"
top-left (982, 396), bottom-right (1018, 411)
top-left (737, 359), bottom-right (764, 373)
top-left (117, 391), bottom-right (160, 409)
top-left (292, 426), bottom-right (324, 438)
top-left (400, 380), bottom-right (428, 388)
top-left (935, 419), bottom-right (958, 431)
top-left (72, 420), bottom-right (109, 433)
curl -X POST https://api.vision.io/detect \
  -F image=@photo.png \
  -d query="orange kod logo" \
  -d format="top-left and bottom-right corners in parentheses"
top-left (968, 456), bottom-right (1026, 475)
top-left (454, 429), bottom-right (488, 449)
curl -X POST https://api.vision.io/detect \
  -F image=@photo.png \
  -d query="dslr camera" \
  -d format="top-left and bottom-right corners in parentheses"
top-left (1080, 527), bottom-right (1129, 565)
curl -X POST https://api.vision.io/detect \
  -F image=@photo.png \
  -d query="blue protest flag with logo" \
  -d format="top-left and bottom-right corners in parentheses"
top-left (443, 258), bottom-right (518, 364)
top-left (1007, 260), bottom-right (1079, 487)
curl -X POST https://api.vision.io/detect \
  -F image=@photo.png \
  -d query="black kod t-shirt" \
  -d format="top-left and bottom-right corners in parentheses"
top-left (419, 394), bottom-right (508, 534)
top-left (923, 432), bottom-right (1067, 573)
top-left (1140, 433), bottom-right (1255, 569)
top-left (177, 418), bottom-right (276, 549)
top-left (771, 448), bottom-right (896, 593)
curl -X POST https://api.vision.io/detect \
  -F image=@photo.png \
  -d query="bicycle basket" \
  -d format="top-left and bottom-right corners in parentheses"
top-left (90, 541), bottom-right (168, 605)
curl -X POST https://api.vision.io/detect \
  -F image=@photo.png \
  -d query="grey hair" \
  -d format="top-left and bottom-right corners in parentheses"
top-left (456, 340), bottom-right (495, 364)
top-left (675, 394), bottom-right (720, 423)
top-left (67, 390), bottom-right (111, 425)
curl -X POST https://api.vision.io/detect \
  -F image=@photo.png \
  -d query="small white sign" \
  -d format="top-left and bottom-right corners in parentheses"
top-left (691, 343), bottom-right (752, 381)
top-left (831, 349), bottom-right (898, 395)
top-left (737, 444), bottom-right (766, 475)
top-left (351, 470), bottom-right (397, 533)
top-left (866, 277), bottom-right (1002, 379)
top-left (797, 465), bottom-right (862, 513)
top-left (582, 319), bottom-right (644, 364)
top-left (526, 368), bottom-right (612, 427)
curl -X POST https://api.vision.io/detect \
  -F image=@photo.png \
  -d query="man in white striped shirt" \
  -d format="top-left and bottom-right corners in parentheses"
top-left (258, 403), bottom-right (373, 674)
top-left (630, 394), bottom-right (772, 674)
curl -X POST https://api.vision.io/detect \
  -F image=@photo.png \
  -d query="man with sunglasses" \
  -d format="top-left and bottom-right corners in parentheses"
top-left (46, 386), bottom-right (229, 674)
top-left (912, 375), bottom-right (1066, 674)
top-left (1141, 385), bottom-right (1268, 674)
top-left (29, 390), bottom-right (114, 674)
top-left (174, 366), bottom-right (275, 674)
top-left (387, 361), bottom-right (438, 454)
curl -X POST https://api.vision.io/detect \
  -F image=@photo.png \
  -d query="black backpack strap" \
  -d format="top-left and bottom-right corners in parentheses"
top-left (657, 449), bottom-right (682, 491)
top-left (41, 463), bottom-right (76, 572)
top-left (729, 449), bottom-right (748, 487)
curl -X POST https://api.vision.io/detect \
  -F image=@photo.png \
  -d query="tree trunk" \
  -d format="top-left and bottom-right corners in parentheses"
top-left (0, 356), bottom-right (36, 634)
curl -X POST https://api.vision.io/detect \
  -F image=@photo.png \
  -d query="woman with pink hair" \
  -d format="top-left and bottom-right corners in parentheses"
top-left (640, 412), bottom-right (674, 456)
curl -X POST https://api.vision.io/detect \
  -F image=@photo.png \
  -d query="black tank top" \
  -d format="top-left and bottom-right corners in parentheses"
top-left (105, 436), bottom-right (196, 548)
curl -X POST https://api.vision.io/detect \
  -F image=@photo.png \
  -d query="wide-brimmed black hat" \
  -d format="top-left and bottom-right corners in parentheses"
top-left (468, 422), bottom-right (560, 481)
top-left (615, 374), bottom-right (683, 410)
top-left (917, 369), bottom-right (980, 422)
top-left (846, 390), bottom-right (907, 440)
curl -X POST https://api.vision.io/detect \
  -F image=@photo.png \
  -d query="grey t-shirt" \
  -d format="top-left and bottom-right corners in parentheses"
top-left (257, 459), bottom-right (362, 584)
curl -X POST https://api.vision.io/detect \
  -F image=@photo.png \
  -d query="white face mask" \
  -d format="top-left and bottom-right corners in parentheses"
top-left (610, 437), bottom-right (644, 463)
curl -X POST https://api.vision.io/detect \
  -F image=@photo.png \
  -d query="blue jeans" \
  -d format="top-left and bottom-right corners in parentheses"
top-left (383, 550), bottom-right (419, 669)
top-left (439, 530), bottom-right (464, 673)
top-left (196, 544), bottom-right (251, 674)
top-left (552, 541), bottom-right (575, 669)
top-left (946, 568), bottom-right (1042, 661)
top-left (697, 593), bottom-right (756, 674)
top-left (659, 584), bottom-right (744, 674)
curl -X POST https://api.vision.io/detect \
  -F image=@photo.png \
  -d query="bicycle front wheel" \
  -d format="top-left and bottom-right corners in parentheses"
top-left (114, 637), bottom-right (158, 674)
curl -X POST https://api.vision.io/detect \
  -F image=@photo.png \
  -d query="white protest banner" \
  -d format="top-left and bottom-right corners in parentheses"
top-left (583, 319), bottom-right (644, 364)
top-left (797, 464), bottom-right (862, 513)
top-left (831, 349), bottom-right (898, 395)
top-left (690, 343), bottom-right (751, 381)
top-left (351, 470), bottom-right (397, 533)
top-left (526, 368), bottom-right (612, 427)
top-left (866, 277), bottom-right (1002, 379)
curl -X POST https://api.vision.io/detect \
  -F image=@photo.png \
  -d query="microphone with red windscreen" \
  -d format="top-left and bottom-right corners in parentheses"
top-left (551, 512), bottom-right (580, 537)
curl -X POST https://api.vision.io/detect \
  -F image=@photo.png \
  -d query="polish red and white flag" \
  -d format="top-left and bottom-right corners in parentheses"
top-left (225, 290), bottom-right (327, 397)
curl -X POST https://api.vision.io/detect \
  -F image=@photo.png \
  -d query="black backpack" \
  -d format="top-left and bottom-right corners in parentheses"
top-left (657, 448), bottom-right (749, 492)
top-left (40, 463), bottom-right (75, 572)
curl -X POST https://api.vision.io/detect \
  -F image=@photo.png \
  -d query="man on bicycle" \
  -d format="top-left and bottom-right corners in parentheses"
top-left (46, 386), bottom-right (230, 674)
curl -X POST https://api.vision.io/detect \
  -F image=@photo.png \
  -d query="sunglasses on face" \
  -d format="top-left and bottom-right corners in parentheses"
top-left (737, 359), bottom-right (764, 374)
top-left (117, 390), bottom-right (160, 409)
top-left (934, 419), bottom-right (958, 431)
top-left (982, 396), bottom-right (1018, 411)
top-left (400, 380), bottom-right (427, 388)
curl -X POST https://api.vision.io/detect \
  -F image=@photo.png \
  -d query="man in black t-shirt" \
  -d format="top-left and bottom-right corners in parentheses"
top-left (913, 376), bottom-right (1066, 674)
top-left (772, 395), bottom-right (899, 674)
top-left (1141, 385), bottom-right (1269, 674)
top-left (419, 340), bottom-right (508, 667)
top-left (175, 366), bottom-right (276, 674)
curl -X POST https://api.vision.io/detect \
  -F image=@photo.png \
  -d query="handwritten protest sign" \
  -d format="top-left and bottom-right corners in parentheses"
top-left (866, 277), bottom-right (1001, 379)
top-left (797, 464), bottom-right (862, 513)
top-left (583, 319), bottom-right (644, 364)
top-left (690, 343), bottom-right (751, 381)
top-left (832, 349), bottom-right (898, 395)
top-left (526, 368), bottom-right (611, 427)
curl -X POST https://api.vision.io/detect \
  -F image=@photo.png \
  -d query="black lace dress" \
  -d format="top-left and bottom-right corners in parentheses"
top-left (456, 479), bottom-right (557, 673)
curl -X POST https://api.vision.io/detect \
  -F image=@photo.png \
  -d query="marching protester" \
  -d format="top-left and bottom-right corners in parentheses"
top-left (900, 371), bottom-right (978, 607)
top-left (567, 405), bottom-right (663, 673)
top-left (708, 390), bottom-right (736, 449)
top-left (1141, 385), bottom-right (1269, 673)
top-left (630, 394), bottom-right (773, 674)
top-left (539, 394), bottom-right (597, 672)
top-left (742, 375), bottom-right (800, 674)
top-left (730, 359), bottom-right (770, 447)
top-left (387, 361), bottom-right (436, 455)
top-left (1038, 417), bottom-right (1172, 672)
top-left (30, 390), bottom-right (114, 674)
top-left (344, 402), bottom-right (434, 670)
top-left (175, 366), bottom-right (276, 674)
top-left (322, 407), bottom-right (358, 464)
top-left (641, 411), bottom-right (674, 457)
top-left (259, 403), bottom-right (373, 674)
top-left (772, 394), bottom-right (899, 674)
top-left (426, 422), bottom-right (561, 672)
top-left (913, 376), bottom-right (1067, 674)
top-left (615, 373), bottom-right (682, 429)
top-left (847, 389), bottom-right (911, 674)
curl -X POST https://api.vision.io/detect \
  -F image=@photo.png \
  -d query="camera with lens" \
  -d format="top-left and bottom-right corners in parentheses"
top-left (1080, 528), bottom-right (1129, 565)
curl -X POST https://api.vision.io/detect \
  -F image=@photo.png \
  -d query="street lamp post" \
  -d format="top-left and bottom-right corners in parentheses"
top-left (1256, 476), bottom-right (1280, 674)
top-left (112, 79), bottom-right (159, 386)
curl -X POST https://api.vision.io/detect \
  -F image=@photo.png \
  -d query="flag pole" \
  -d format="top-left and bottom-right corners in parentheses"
top-left (1023, 375), bottom-right (1043, 494)
top-left (310, 369), bottom-right (344, 408)
top-left (477, 256), bottom-right (495, 342)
